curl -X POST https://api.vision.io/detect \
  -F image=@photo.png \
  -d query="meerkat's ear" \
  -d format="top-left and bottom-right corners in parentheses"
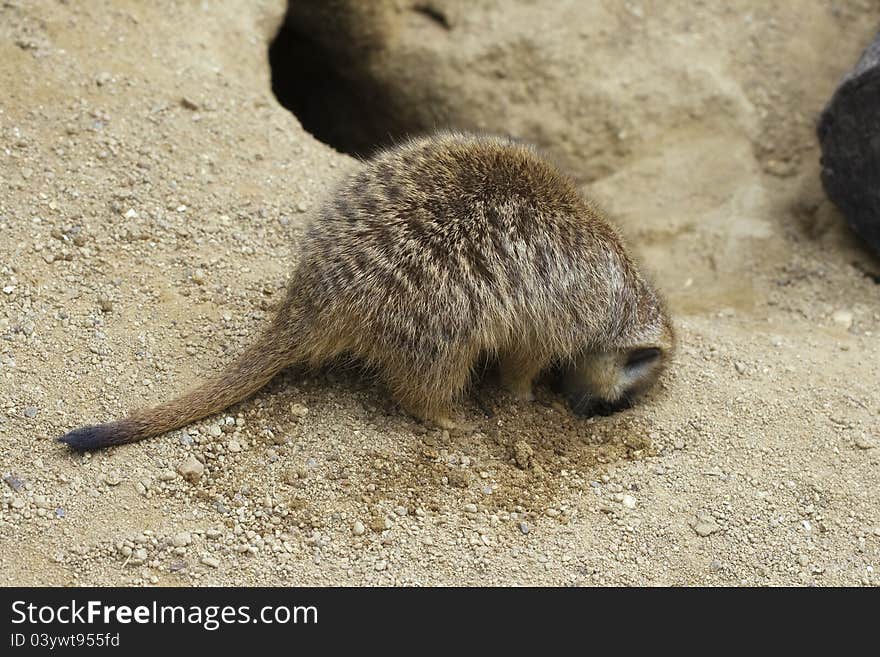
top-left (624, 347), bottom-right (662, 373)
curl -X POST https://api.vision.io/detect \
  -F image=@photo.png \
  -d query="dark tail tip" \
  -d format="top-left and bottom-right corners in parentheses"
top-left (58, 422), bottom-right (135, 451)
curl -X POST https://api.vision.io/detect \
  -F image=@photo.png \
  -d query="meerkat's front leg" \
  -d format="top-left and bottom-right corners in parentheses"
top-left (498, 351), bottom-right (547, 402)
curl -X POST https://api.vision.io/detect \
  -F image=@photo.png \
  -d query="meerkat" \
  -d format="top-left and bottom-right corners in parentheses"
top-left (59, 132), bottom-right (674, 451)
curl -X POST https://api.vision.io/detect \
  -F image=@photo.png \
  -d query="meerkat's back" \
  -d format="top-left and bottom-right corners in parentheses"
top-left (298, 134), bottom-right (632, 358)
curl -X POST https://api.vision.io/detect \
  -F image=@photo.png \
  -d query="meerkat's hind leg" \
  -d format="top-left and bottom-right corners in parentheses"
top-left (498, 350), bottom-right (548, 402)
top-left (398, 401), bottom-right (463, 431)
top-left (395, 386), bottom-right (475, 432)
top-left (385, 350), bottom-right (477, 431)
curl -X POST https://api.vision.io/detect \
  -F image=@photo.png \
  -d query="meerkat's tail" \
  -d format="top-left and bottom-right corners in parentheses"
top-left (58, 327), bottom-right (298, 451)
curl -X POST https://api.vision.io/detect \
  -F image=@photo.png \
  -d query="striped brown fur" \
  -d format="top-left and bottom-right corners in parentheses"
top-left (60, 132), bottom-right (673, 451)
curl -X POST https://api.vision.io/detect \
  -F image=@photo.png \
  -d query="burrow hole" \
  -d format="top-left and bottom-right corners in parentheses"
top-left (268, 4), bottom-right (451, 157)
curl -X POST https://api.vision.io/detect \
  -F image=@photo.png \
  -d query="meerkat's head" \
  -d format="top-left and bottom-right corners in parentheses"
top-left (562, 287), bottom-right (674, 418)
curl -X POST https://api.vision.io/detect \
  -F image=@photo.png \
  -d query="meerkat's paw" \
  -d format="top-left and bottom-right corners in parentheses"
top-left (397, 396), bottom-right (476, 432)
top-left (428, 414), bottom-right (476, 432)
top-left (431, 415), bottom-right (457, 430)
top-left (498, 355), bottom-right (543, 403)
top-left (499, 378), bottom-right (535, 402)
top-left (507, 385), bottom-right (535, 402)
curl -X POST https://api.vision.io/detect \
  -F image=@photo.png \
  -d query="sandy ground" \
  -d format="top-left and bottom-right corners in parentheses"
top-left (1, 0), bottom-right (879, 586)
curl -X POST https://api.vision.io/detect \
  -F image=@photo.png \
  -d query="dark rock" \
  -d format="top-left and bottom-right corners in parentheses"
top-left (818, 31), bottom-right (880, 256)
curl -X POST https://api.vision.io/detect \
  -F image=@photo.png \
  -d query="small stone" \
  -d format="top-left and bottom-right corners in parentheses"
top-left (158, 469), bottom-right (177, 482)
top-left (621, 494), bottom-right (637, 509)
top-left (227, 439), bottom-right (241, 453)
top-left (446, 469), bottom-right (470, 488)
top-left (513, 440), bottom-right (534, 469)
top-left (3, 474), bottom-right (25, 492)
top-left (192, 269), bottom-right (206, 285)
top-left (692, 515), bottom-right (721, 537)
top-left (374, 560), bottom-right (387, 572)
top-left (352, 521), bottom-right (365, 536)
top-left (130, 548), bottom-right (148, 565)
top-left (290, 403), bottom-right (309, 418)
top-left (463, 503), bottom-right (478, 513)
top-left (200, 555), bottom-right (220, 568)
top-left (176, 455), bottom-right (205, 482)
top-left (734, 361), bottom-right (746, 374)
top-left (296, 202), bottom-right (309, 213)
top-left (268, 430), bottom-right (287, 446)
top-left (764, 159), bottom-right (797, 178)
top-left (103, 471), bottom-right (122, 486)
top-left (124, 208), bottom-right (138, 219)
top-left (854, 434), bottom-right (876, 450)
top-left (180, 97), bottom-right (199, 110)
top-left (98, 297), bottom-right (113, 312)
top-left (832, 309), bottom-right (854, 329)
top-left (207, 424), bottom-right (222, 438)
top-left (693, 521), bottom-right (719, 537)
top-left (23, 406), bottom-right (38, 418)
top-left (519, 521), bottom-right (530, 535)
top-left (172, 531), bottom-right (192, 547)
